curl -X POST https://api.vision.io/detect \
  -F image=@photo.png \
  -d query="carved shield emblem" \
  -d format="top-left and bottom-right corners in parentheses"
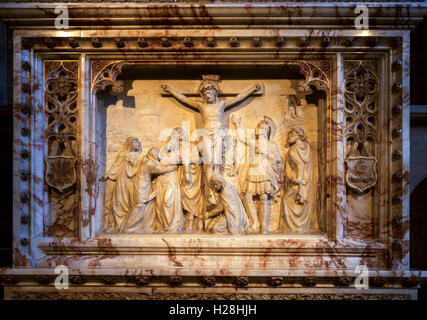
top-left (345, 156), bottom-right (377, 193)
top-left (45, 155), bottom-right (76, 193)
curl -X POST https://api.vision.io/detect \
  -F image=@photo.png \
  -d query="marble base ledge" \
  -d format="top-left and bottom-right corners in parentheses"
top-left (1, 269), bottom-right (426, 300)
top-left (3, 287), bottom-right (418, 301)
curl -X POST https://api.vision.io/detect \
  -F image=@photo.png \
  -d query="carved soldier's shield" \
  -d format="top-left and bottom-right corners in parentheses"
top-left (45, 155), bottom-right (77, 193)
top-left (345, 156), bottom-right (377, 193)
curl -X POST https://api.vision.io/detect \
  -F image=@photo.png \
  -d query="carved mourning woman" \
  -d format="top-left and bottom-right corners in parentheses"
top-left (157, 127), bottom-right (186, 233)
top-left (103, 137), bottom-right (142, 232)
top-left (233, 115), bottom-right (282, 234)
top-left (280, 128), bottom-right (319, 233)
top-left (205, 174), bottom-right (249, 235)
top-left (123, 147), bottom-right (177, 233)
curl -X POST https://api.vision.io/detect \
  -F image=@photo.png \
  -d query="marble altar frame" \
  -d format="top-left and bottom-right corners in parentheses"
top-left (2, 1), bottom-right (426, 299)
top-left (11, 28), bottom-right (407, 268)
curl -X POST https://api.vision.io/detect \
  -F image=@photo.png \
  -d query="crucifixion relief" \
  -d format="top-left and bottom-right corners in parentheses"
top-left (102, 74), bottom-right (320, 235)
top-left (161, 75), bottom-right (263, 179)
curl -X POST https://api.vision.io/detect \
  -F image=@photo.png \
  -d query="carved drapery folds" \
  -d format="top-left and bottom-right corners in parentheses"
top-left (44, 61), bottom-right (79, 193)
top-left (344, 61), bottom-right (379, 193)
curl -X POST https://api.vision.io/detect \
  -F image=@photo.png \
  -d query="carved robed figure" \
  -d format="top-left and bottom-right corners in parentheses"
top-left (205, 174), bottom-right (249, 235)
top-left (123, 147), bottom-right (177, 233)
top-left (156, 128), bottom-right (186, 233)
top-left (280, 128), bottom-right (319, 233)
top-left (103, 137), bottom-right (142, 232)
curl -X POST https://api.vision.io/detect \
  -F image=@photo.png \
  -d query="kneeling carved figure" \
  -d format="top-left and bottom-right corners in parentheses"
top-left (205, 174), bottom-right (249, 235)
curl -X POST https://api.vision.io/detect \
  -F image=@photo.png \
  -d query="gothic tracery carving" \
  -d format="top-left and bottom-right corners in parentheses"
top-left (298, 61), bottom-right (330, 94)
top-left (344, 61), bottom-right (379, 193)
top-left (44, 61), bottom-right (79, 193)
top-left (91, 60), bottom-right (125, 95)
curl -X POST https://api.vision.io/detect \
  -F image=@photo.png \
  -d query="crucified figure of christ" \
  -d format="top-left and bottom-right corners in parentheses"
top-left (161, 75), bottom-right (263, 180)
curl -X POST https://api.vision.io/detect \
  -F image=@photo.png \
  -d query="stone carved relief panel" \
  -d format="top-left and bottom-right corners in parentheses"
top-left (2, 0), bottom-right (419, 296)
top-left (94, 63), bottom-right (327, 235)
top-left (343, 60), bottom-right (379, 240)
top-left (43, 61), bottom-right (79, 237)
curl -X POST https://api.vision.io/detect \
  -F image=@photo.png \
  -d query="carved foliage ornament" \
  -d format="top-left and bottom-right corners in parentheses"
top-left (44, 61), bottom-right (79, 193)
top-left (344, 61), bottom-right (378, 193)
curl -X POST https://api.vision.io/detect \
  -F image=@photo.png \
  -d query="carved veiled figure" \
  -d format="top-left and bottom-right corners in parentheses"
top-left (123, 147), bottom-right (177, 233)
top-left (156, 128), bottom-right (186, 233)
top-left (205, 174), bottom-right (249, 235)
top-left (103, 137), bottom-right (142, 232)
top-left (280, 128), bottom-right (319, 233)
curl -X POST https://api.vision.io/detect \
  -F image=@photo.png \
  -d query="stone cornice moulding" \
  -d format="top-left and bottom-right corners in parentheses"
top-left (35, 235), bottom-right (386, 256)
top-left (1, 268), bottom-right (426, 301)
top-left (4, 292), bottom-right (418, 301)
top-left (0, 2), bottom-right (426, 29)
top-left (4, 268), bottom-right (426, 278)
top-left (1, 268), bottom-right (426, 286)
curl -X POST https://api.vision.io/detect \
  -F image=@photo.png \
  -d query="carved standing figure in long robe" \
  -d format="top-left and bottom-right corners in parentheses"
top-left (280, 128), bottom-right (319, 233)
top-left (157, 128), bottom-right (186, 233)
top-left (179, 143), bottom-right (206, 232)
top-left (205, 174), bottom-right (249, 235)
top-left (123, 147), bottom-right (177, 233)
top-left (102, 137), bottom-right (142, 232)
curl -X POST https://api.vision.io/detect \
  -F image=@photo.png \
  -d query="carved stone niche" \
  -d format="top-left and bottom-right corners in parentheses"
top-left (4, 1), bottom-right (427, 300)
top-left (94, 62), bottom-right (328, 237)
